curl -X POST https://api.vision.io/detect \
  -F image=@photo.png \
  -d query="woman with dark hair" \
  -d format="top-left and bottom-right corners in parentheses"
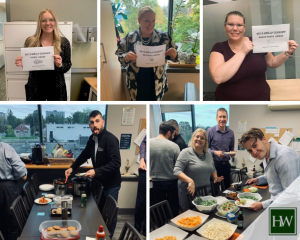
top-left (15, 9), bottom-right (71, 101)
top-left (209, 11), bottom-right (298, 101)
top-left (116, 6), bottom-right (178, 101)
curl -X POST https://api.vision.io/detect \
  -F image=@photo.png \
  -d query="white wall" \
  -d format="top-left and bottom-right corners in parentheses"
top-left (106, 105), bottom-right (146, 209)
top-left (229, 105), bottom-right (300, 171)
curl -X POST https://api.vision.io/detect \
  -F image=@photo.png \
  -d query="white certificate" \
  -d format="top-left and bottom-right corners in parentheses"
top-left (136, 44), bottom-right (166, 67)
top-left (21, 46), bottom-right (55, 71)
top-left (252, 24), bottom-right (289, 53)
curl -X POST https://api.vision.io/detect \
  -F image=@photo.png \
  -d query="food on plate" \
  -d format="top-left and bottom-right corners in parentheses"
top-left (203, 222), bottom-right (234, 240)
top-left (39, 196), bottom-right (48, 203)
top-left (193, 197), bottom-right (217, 206)
top-left (217, 201), bottom-right (239, 217)
top-left (177, 215), bottom-right (202, 228)
top-left (44, 226), bottom-right (79, 238)
top-left (244, 186), bottom-right (258, 193)
top-left (240, 195), bottom-right (258, 201)
top-left (225, 192), bottom-right (238, 200)
top-left (155, 237), bottom-right (178, 240)
top-left (236, 199), bottom-right (246, 206)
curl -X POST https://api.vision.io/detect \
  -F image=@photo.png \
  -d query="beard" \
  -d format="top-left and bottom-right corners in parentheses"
top-left (168, 135), bottom-right (173, 140)
top-left (92, 127), bottom-right (100, 136)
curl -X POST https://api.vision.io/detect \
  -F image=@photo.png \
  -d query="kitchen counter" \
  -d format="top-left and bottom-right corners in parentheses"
top-left (267, 79), bottom-right (300, 101)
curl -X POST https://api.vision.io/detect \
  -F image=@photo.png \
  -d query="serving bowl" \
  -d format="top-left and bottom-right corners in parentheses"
top-left (192, 196), bottom-right (219, 213)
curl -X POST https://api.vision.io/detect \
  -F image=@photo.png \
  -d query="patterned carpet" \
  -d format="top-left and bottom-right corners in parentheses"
top-left (0, 66), bottom-right (6, 101)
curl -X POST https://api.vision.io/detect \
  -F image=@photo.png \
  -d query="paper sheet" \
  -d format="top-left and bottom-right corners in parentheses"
top-left (122, 107), bottom-right (135, 126)
top-left (268, 137), bottom-right (278, 144)
top-left (136, 44), bottom-right (166, 67)
top-left (133, 129), bottom-right (146, 147)
top-left (21, 46), bottom-right (55, 71)
top-left (265, 127), bottom-right (279, 134)
top-left (278, 130), bottom-right (294, 146)
top-left (252, 24), bottom-right (289, 53)
top-left (238, 120), bottom-right (247, 133)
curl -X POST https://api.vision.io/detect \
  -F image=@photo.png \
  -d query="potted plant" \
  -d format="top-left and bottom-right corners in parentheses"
top-left (186, 32), bottom-right (199, 64)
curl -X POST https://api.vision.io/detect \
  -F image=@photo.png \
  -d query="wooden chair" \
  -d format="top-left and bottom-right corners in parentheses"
top-left (118, 222), bottom-right (143, 240)
top-left (150, 200), bottom-right (173, 231)
top-left (23, 182), bottom-right (35, 212)
top-left (10, 196), bottom-right (29, 233)
top-left (211, 181), bottom-right (226, 196)
top-left (30, 173), bottom-right (40, 196)
top-left (92, 179), bottom-right (104, 208)
top-left (102, 195), bottom-right (119, 234)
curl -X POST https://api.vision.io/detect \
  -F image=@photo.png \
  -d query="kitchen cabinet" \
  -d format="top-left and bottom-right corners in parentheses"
top-left (3, 22), bottom-right (72, 101)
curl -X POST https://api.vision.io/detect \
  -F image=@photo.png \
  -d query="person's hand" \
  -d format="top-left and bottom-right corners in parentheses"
top-left (245, 177), bottom-right (259, 186)
top-left (85, 169), bottom-right (96, 178)
top-left (214, 176), bottom-right (224, 183)
top-left (187, 180), bottom-right (195, 196)
top-left (139, 158), bottom-right (146, 170)
top-left (53, 55), bottom-right (62, 68)
top-left (22, 174), bottom-right (27, 181)
top-left (214, 150), bottom-right (225, 158)
top-left (15, 56), bottom-right (23, 67)
top-left (65, 168), bottom-right (73, 178)
top-left (249, 201), bottom-right (263, 211)
top-left (125, 51), bottom-right (137, 61)
top-left (287, 40), bottom-right (298, 55)
top-left (240, 40), bottom-right (254, 55)
top-left (165, 48), bottom-right (177, 59)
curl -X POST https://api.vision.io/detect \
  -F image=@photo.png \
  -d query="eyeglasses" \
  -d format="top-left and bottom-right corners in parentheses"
top-left (41, 19), bottom-right (55, 23)
top-left (225, 22), bottom-right (245, 29)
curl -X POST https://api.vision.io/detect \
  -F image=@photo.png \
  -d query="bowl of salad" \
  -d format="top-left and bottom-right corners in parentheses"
top-left (192, 196), bottom-right (219, 213)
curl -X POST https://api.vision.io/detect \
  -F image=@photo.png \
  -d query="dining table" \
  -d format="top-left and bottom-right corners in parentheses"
top-left (167, 179), bottom-right (271, 239)
top-left (18, 189), bottom-right (111, 240)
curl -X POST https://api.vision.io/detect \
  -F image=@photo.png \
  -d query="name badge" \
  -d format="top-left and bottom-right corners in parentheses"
top-left (98, 147), bottom-right (104, 152)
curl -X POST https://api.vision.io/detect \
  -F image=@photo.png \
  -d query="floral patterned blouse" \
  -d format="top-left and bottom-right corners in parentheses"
top-left (115, 29), bottom-right (178, 101)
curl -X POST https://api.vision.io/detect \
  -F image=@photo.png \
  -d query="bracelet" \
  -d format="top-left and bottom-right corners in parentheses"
top-left (285, 51), bottom-right (294, 58)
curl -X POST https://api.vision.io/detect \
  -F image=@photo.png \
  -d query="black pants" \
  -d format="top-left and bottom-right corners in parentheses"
top-left (136, 67), bottom-right (156, 101)
top-left (152, 179), bottom-right (179, 217)
top-left (36, 74), bottom-right (57, 101)
top-left (0, 180), bottom-right (22, 240)
top-left (134, 169), bottom-right (146, 233)
top-left (215, 162), bottom-right (231, 189)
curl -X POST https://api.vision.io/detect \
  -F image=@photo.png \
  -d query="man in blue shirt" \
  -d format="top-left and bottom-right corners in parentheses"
top-left (240, 128), bottom-right (300, 210)
top-left (207, 108), bottom-right (235, 188)
top-left (0, 142), bottom-right (27, 240)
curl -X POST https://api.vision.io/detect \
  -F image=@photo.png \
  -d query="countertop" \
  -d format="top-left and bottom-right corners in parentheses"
top-left (84, 77), bottom-right (97, 92)
top-left (267, 79), bottom-right (300, 101)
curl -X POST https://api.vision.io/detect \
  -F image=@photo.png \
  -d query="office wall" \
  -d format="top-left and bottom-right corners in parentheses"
top-left (229, 105), bottom-right (300, 171)
top-left (0, 7), bottom-right (6, 68)
top-left (106, 105), bottom-right (146, 209)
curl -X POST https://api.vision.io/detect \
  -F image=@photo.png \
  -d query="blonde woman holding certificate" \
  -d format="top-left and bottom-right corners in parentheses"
top-left (116, 6), bottom-right (178, 101)
top-left (15, 9), bottom-right (71, 101)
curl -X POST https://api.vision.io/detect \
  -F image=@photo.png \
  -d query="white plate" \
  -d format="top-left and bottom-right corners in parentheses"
top-left (34, 198), bottom-right (52, 205)
top-left (223, 152), bottom-right (236, 155)
top-left (76, 172), bottom-right (87, 176)
top-left (39, 184), bottom-right (54, 191)
top-left (45, 194), bottom-right (55, 199)
top-left (215, 208), bottom-right (239, 218)
top-left (171, 209), bottom-right (209, 231)
top-left (235, 199), bottom-right (256, 208)
top-left (185, 235), bottom-right (207, 240)
top-left (150, 224), bottom-right (188, 240)
top-left (196, 218), bottom-right (237, 240)
top-left (237, 192), bottom-right (262, 202)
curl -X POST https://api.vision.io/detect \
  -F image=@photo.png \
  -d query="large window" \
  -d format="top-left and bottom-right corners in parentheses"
top-left (0, 105), bottom-right (106, 158)
top-left (113, 0), bottom-right (199, 51)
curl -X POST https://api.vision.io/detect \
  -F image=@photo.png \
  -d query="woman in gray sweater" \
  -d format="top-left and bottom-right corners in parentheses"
top-left (174, 128), bottom-right (224, 210)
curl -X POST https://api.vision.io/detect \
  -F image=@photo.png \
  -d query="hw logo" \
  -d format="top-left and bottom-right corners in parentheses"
top-left (269, 207), bottom-right (297, 235)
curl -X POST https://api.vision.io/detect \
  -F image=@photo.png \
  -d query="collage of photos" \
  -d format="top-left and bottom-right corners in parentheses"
top-left (0, 1), bottom-right (299, 240)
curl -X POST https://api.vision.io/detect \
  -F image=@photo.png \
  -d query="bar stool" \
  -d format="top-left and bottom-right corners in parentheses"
top-left (150, 200), bottom-right (173, 231)
top-left (10, 196), bottom-right (29, 234)
top-left (23, 182), bottom-right (35, 212)
top-left (118, 222), bottom-right (143, 240)
top-left (102, 195), bottom-right (119, 234)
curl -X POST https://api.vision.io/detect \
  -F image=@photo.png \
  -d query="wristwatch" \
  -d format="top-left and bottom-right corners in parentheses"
top-left (285, 51), bottom-right (294, 58)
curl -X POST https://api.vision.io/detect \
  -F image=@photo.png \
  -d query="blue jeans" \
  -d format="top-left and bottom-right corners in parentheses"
top-left (99, 185), bottom-right (121, 238)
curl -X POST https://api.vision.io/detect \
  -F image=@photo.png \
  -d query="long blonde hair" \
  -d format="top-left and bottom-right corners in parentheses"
top-left (188, 128), bottom-right (208, 151)
top-left (25, 9), bottom-right (62, 55)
